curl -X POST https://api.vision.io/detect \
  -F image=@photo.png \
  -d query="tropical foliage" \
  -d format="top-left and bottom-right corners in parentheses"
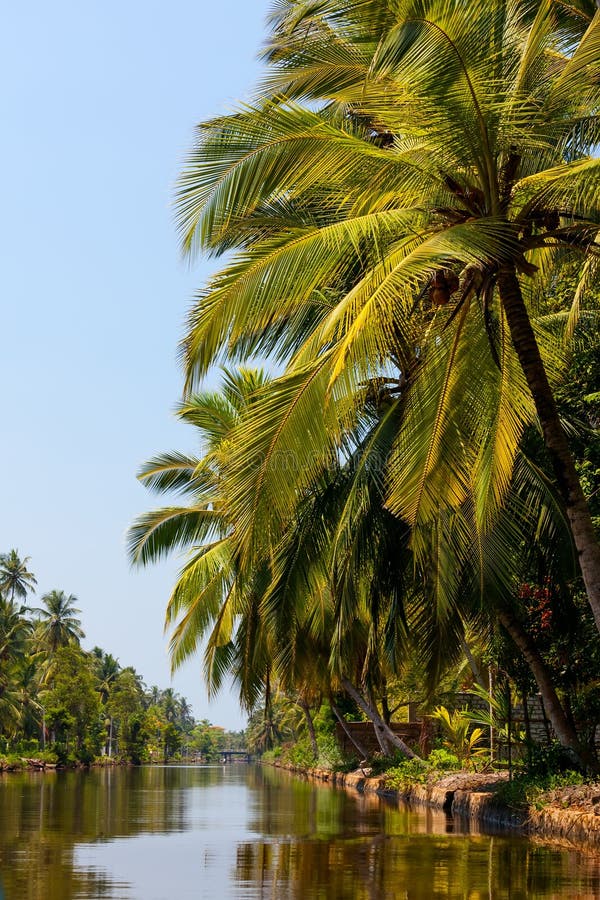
top-left (132, 0), bottom-right (600, 774)
top-left (0, 550), bottom-right (241, 766)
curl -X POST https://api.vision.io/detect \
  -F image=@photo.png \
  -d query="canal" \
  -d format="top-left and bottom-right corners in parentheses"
top-left (0, 765), bottom-right (598, 898)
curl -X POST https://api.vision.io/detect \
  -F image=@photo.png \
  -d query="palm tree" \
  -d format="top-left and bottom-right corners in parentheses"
top-left (0, 550), bottom-right (37, 604)
top-left (92, 649), bottom-right (121, 703)
top-left (0, 598), bottom-right (33, 739)
top-left (33, 590), bottom-right (85, 654)
top-left (129, 368), bottom-right (272, 702)
top-left (13, 656), bottom-right (43, 742)
top-left (175, 1), bottom-right (600, 631)
top-left (0, 597), bottom-right (32, 666)
top-left (132, 360), bottom-right (591, 759)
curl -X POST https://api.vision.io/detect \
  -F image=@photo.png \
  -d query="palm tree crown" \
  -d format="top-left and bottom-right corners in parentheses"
top-left (33, 590), bottom-right (85, 654)
top-left (175, 0), bottom-right (600, 630)
top-left (0, 550), bottom-right (37, 604)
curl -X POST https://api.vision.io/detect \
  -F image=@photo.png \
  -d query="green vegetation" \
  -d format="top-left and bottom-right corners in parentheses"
top-left (495, 770), bottom-right (586, 811)
top-left (0, 550), bottom-right (243, 766)
top-left (430, 707), bottom-right (488, 768)
top-left (129, 0), bottom-right (600, 790)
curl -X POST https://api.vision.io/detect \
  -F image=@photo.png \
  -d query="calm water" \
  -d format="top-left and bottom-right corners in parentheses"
top-left (0, 765), bottom-right (599, 899)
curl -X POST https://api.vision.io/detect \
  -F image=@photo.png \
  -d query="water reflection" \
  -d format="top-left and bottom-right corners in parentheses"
top-left (0, 765), bottom-right (598, 899)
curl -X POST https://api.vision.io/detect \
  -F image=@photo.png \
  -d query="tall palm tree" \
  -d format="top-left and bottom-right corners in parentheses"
top-left (129, 368), bottom-right (272, 705)
top-left (133, 359), bottom-right (590, 758)
top-left (175, 0), bottom-right (600, 631)
top-left (92, 649), bottom-right (121, 704)
top-left (0, 597), bottom-right (32, 666)
top-left (0, 598), bottom-right (33, 738)
top-left (13, 656), bottom-right (43, 742)
top-left (160, 688), bottom-right (181, 725)
top-left (33, 590), bottom-right (85, 654)
top-left (0, 550), bottom-right (37, 604)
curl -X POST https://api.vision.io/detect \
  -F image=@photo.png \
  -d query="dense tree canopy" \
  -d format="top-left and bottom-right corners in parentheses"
top-left (132, 0), bottom-right (600, 770)
top-left (0, 552), bottom-right (242, 766)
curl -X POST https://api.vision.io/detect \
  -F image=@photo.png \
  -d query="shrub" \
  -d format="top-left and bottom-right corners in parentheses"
top-left (496, 769), bottom-right (585, 810)
top-left (431, 706), bottom-right (487, 768)
top-left (12, 739), bottom-right (39, 756)
top-left (427, 748), bottom-right (460, 770)
top-left (0, 755), bottom-right (25, 770)
top-left (289, 737), bottom-right (317, 768)
top-left (526, 742), bottom-right (581, 777)
top-left (37, 749), bottom-right (58, 764)
top-left (261, 747), bottom-right (282, 762)
top-left (385, 757), bottom-right (431, 791)
top-left (317, 733), bottom-right (354, 770)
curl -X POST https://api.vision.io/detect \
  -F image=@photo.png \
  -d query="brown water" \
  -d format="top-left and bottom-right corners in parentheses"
top-left (0, 765), bottom-right (599, 899)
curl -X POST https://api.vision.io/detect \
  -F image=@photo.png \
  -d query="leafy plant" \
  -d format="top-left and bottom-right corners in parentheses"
top-left (384, 757), bottom-right (432, 791)
top-left (431, 706), bottom-right (488, 768)
top-left (427, 748), bottom-right (460, 771)
top-left (466, 684), bottom-right (526, 750)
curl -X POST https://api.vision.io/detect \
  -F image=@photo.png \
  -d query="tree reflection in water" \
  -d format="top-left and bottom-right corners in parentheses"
top-left (237, 767), bottom-right (600, 900)
top-left (0, 766), bottom-right (598, 899)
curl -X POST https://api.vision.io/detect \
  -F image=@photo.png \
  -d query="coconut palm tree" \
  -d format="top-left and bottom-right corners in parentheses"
top-left (0, 598), bottom-right (33, 738)
top-left (133, 359), bottom-right (591, 759)
top-left (129, 368), bottom-right (272, 705)
top-left (33, 590), bottom-right (85, 654)
top-left (175, 0), bottom-right (600, 632)
top-left (0, 550), bottom-right (37, 604)
top-left (92, 649), bottom-right (121, 704)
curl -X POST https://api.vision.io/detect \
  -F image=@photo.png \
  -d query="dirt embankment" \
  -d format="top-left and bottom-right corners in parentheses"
top-left (269, 762), bottom-right (600, 852)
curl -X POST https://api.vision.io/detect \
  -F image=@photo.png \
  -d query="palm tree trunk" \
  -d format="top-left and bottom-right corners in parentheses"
top-left (497, 266), bottom-right (600, 634)
top-left (298, 698), bottom-right (319, 760)
top-left (381, 684), bottom-right (392, 726)
top-left (330, 703), bottom-right (370, 760)
top-left (460, 635), bottom-right (486, 690)
top-left (341, 677), bottom-right (419, 760)
top-left (496, 606), bottom-right (592, 769)
top-left (366, 689), bottom-right (393, 754)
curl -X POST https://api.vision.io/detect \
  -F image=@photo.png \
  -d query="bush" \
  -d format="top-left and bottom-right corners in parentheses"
top-left (427, 748), bottom-right (460, 770)
top-left (385, 757), bottom-right (431, 790)
top-left (369, 751), bottom-right (412, 775)
top-left (289, 737), bottom-right (317, 768)
top-left (496, 769), bottom-right (585, 810)
top-left (0, 754), bottom-right (25, 770)
top-left (261, 747), bottom-right (282, 763)
top-left (382, 747), bottom-right (465, 792)
top-left (526, 742), bottom-right (581, 778)
top-left (12, 739), bottom-right (39, 756)
top-left (37, 749), bottom-right (58, 764)
top-left (319, 734), bottom-right (357, 770)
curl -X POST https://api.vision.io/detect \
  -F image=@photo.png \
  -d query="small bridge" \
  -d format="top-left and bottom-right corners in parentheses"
top-left (221, 749), bottom-right (252, 764)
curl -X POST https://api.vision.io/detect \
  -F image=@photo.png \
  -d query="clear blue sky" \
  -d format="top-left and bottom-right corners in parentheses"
top-left (1, 0), bottom-right (272, 730)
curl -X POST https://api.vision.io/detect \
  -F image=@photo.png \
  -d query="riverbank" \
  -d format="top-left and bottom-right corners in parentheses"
top-left (0, 755), bottom-right (130, 773)
top-left (269, 761), bottom-right (600, 852)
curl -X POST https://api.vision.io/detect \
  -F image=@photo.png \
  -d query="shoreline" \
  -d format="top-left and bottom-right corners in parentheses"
top-left (268, 761), bottom-right (600, 854)
top-left (0, 757), bottom-right (130, 774)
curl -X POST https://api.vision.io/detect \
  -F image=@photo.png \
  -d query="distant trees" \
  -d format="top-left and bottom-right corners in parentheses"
top-left (0, 550), bottom-right (242, 764)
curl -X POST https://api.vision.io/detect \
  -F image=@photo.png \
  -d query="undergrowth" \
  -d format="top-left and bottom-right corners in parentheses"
top-left (495, 770), bottom-right (586, 810)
